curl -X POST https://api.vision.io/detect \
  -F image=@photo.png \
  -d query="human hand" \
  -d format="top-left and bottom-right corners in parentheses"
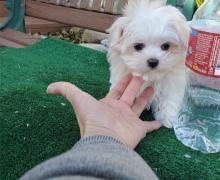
top-left (47, 74), bottom-right (161, 149)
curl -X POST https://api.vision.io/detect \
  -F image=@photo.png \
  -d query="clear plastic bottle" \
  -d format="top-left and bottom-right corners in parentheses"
top-left (174, 0), bottom-right (220, 153)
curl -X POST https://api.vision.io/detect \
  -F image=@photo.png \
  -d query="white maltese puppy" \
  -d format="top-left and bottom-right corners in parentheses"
top-left (107, 0), bottom-right (190, 128)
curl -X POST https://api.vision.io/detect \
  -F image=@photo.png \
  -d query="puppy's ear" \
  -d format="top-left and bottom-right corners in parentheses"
top-left (160, 6), bottom-right (190, 50)
top-left (162, 6), bottom-right (190, 50)
top-left (171, 12), bottom-right (190, 50)
top-left (173, 18), bottom-right (190, 50)
top-left (107, 17), bottom-right (130, 48)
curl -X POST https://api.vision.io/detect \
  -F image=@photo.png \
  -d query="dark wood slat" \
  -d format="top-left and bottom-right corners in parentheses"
top-left (0, 29), bottom-right (40, 46)
top-left (0, 16), bottom-right (69, 34)
top-left (35, 0), bottom-right (50, 3)
top-left (0, 37), bottom-right (25, 48)
top-left (26, 0), bottom-right (118, 32)
top-left (25, 16), bottom-right (70, 34)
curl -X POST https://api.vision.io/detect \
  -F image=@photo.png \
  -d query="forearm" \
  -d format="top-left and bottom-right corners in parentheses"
top-left (20, 136), bottom-right (158, 180)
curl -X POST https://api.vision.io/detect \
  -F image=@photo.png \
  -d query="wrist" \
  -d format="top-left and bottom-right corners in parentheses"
top-left (77, 135), bottom-right (124, 147)
top-left (82, 127), bottom-right (123, 145)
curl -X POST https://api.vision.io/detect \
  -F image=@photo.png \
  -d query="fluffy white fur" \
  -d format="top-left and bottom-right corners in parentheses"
top-left (107, 0), bottom-right (190, 128)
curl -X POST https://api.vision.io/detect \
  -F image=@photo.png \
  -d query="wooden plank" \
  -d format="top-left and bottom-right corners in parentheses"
top-left (0, 16), bottom-right (68, 34)
top-left (64, 0), bottom-right (73, 7)
top-left (80, 0), bottom-right (90, 9)
top-left (69, 0), bottom-right (79, 8)
top-left (54, 0), bottom-right (65, 6)
top-left (0, 16), bottom-right (6, 23)
top-left (25, 16), bottom-right (69, 34)
top-left (26, 26), bottom-right (66, 34)
top-left (91, 0), bottom-right (102, 11)
top-left (0, 37), bottom-right (25, 48)
top-left (35, 0), bottom-right (52, 4)
top-left (114, 0), bottom-right (127, 14)
top-left (36, 0), bottom-right (66, 5)
top-left (35, 0), bottom-right (50, 4)
top-left (35, 0), bottom-right (125, 14)
top-left (104, 0), bottom-right (114, 13)
top-left (0, 1), bottom-right (8, 17)
top-left (26, 0), bottom-right (118, 32)
top-left (25, 16), bottom-right (67, 28)
top-left (0, 29), bottom-right (40, 46)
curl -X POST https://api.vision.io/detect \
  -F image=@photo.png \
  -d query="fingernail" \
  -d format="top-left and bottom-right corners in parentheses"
top-left (47, 84), bottom-right (56, 94)
top-left (155, 120), bottom-right (162, 128)
top-left (147, 86), bottom-right (154, 92)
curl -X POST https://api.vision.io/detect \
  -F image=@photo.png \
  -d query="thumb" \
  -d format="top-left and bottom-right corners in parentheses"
top-left (47, 82), bottom-right (90, 106)
top-left (142, 120), bottom-right (162, 134)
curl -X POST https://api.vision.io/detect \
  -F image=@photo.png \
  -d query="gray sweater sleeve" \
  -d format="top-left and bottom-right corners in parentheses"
top-left (20, 136), bottom-right (158, 180)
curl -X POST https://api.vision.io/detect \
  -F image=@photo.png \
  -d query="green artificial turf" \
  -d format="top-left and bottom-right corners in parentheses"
top-left (0, 38), bottom-right (219, 180)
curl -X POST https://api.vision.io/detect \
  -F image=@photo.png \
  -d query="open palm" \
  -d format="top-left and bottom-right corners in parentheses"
top-left (47, 74), bottom-right (161, 149)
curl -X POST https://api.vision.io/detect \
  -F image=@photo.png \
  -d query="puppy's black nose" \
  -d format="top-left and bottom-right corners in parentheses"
top-left (147, 58), bottom-right (159, 69)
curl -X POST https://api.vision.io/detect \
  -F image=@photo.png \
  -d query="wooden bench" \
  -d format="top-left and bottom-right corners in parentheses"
top-left (0, 0), bottom-right (74, 34)
top-left (0, 0), bottom-right (196, 48)
top-left (26, 0), bottom-right (126, 32)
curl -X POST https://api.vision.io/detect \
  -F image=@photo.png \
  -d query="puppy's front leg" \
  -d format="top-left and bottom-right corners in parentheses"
top-left (152, 84), bottom-right (185, 128)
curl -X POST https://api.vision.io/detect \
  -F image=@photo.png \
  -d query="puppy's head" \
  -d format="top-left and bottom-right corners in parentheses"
top-left (108, 0), bottom-right (190, 77)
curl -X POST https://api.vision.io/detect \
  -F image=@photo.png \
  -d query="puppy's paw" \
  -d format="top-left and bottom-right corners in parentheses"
top-left (154, 112), bottom-right (174, 128)
top-left (161, 119), bottom-right (173, 128)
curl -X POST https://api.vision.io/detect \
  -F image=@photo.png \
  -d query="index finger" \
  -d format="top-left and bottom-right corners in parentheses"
top-left (106, 74), bottom-right (132, 99)
top-left (120, 76), bottom-right (144, 106)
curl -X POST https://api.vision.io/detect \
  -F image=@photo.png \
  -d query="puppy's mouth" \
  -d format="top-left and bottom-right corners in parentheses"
top-left (128, 66), bottom-right (157, 76)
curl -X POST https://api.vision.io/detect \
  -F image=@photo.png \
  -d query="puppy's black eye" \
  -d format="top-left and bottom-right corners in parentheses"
top-left (161, 43), bottom-right (170, 51)
top-left (134, 43), bottom-right (145, 51)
